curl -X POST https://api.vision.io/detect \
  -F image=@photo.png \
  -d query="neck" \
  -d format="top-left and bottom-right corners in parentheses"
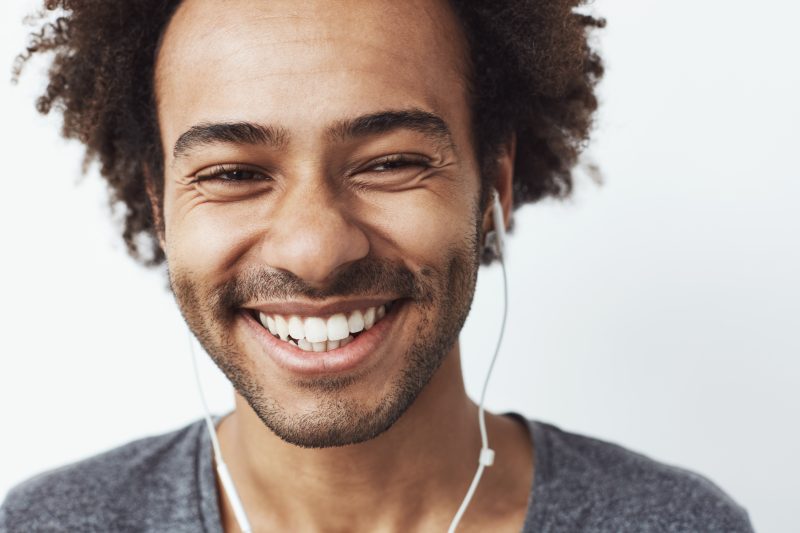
top-left (216, 343), bottom-right (491, 532)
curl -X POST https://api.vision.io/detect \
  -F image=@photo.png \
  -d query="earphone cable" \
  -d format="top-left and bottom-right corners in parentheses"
top-left (189, 332), bottom-right (254, 533)
top-left (447, 256), bottom-right (509, 533)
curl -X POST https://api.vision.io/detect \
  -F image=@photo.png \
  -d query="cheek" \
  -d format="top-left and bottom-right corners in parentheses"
top-left (162, 176), bottom-right (480, 278)
top-left (367, 188), bottom-right (478, 266)
top-left (163, 186), bottom-right (270, 275)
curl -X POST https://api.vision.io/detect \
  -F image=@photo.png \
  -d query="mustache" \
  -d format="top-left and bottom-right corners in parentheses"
top-left (213, 257), bottom-right (435, 310)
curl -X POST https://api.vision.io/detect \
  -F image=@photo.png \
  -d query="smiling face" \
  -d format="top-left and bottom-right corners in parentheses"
top-left (155, 0), bottom-right (487, 447)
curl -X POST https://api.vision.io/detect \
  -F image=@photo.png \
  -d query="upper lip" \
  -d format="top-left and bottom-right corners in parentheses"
top-left (243, 297), bottom-right (398, 318)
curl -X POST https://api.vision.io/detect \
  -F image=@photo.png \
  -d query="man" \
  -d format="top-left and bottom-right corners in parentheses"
top-left (2, 0), bottom-right (753, 531)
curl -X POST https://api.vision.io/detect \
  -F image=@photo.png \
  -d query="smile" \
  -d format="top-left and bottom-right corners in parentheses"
top-left (241, 298), bottom-right (404, 376)
top-left (247, 301), bottom-right (397, 353)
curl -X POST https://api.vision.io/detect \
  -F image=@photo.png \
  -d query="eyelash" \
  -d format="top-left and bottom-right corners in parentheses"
top-left (193, 154), bottom-right (428, 184)
top-left (193, 164), bottom-right (270, 184)
top-left (359, 154), bottom-right (429, 174)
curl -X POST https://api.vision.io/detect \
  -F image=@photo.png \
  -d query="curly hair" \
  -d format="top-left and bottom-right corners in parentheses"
top-left (13, 0), bottom-right (604, 266)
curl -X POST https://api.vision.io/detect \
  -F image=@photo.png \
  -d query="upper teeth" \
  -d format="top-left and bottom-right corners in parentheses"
top-left (257, 304), bottom-right (389, 350)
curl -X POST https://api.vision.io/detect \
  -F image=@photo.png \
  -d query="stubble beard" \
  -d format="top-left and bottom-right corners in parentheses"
top-left (170, 229), bottom-right (481, 448)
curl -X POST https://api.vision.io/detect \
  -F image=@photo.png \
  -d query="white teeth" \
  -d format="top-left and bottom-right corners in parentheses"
top-left (275, 315), bottom-right (289, 340)
top-left (363, 307), bottom-right (376, 330)
top-left (288, 315), bottom-right (305, 340)
top-left (297, 338), bottom-right (312, 351)
top-left (304, 317), bottom-right (327, 343)
top-left (326, 313), bottom-right (350, 341)
top-left (348, 310), bottom-right (364, 333)
top-left (266, 314), bottom-right (277, 335)
top-left (258, 301), bottom-right (394, 351)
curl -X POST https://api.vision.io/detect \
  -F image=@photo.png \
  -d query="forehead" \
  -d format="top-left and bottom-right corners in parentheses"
top-left (155, 0), bottom-right (470, 150)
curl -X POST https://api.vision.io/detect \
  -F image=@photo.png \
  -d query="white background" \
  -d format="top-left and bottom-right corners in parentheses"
top-left (1, 1), bottom-right (798, 531)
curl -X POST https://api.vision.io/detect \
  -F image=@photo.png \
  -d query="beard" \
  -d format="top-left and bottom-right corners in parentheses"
top-left (170, 228), bottom-right (482, 449)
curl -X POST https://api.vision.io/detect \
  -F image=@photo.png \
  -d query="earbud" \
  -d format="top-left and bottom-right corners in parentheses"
top-left (491, 188), bottom-right (506, 259)
top-left (486, 188), bottom-right (506, 260)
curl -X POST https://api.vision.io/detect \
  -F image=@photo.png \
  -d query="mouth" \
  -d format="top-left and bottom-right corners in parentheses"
top-left (239, 297), bottom-right (406, 376)
top-left (246, 300), bottom-right (398, 353)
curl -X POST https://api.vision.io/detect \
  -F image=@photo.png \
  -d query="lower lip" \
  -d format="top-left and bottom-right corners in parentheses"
top-left (240, 302), bottom-right (403, 376)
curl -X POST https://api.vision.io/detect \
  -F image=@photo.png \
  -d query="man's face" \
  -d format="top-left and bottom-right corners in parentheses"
top-left (155, 0), bottom-right (485, 447)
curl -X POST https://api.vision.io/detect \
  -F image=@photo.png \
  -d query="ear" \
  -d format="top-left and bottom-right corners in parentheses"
top-left (495, 132), bottom-right (515, 228)
top-left (143, 165), bottom-right (167, 253)
top-left (482, 133), bottom-right (516, 233)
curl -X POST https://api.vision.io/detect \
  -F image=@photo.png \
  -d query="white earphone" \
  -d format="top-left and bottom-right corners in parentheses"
top-left (447, 187), bottom-right (507, 532)
top-left (490, 187), bottom-right (507, 259)
top-left (189, 187), bottom-right (509, 533)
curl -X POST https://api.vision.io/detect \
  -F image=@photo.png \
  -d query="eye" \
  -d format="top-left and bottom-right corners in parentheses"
top-left (190, 164), bottom-right (273, 201)
top-left (193, 164), bottom-right (271, 184)
top-left (367, 154), bottom-right (429, 173)
top-left (348, 154), bottom-right (435, 191)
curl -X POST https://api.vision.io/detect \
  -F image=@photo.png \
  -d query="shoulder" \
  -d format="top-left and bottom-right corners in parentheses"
top-left (0, 420), bottom-right (207, 533)
top-left (526, 418), bottom-right (754, 532)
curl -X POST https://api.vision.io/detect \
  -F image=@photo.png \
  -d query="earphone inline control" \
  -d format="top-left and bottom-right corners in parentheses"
top-left (189, 187), bottom-right (509, 533)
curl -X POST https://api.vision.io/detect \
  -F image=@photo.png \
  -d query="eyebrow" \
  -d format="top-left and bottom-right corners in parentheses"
top-left (172, 122), bottom-right (289, 161)
top-left (171, 108), bottom-right (454, 162)
top-left (327, 109), bottom-right (454, 148)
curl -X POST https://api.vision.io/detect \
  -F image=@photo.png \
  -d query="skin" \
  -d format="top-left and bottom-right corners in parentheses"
top-left (153, 0), bottom-right (530, 531)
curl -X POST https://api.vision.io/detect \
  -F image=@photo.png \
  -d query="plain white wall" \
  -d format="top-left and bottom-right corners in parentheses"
top-left (1, 1), bottom-right (798, 531)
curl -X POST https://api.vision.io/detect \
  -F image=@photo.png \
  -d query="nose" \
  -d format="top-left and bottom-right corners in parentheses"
top-left (264, 185), bottom-right (370, 286)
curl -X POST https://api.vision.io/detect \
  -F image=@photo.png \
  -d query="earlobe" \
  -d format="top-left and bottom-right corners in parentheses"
top-left (481, 134), bottom-right (516, 260)
top-left (495, 133), bottom-right (515, 229)
top-left (482, 133), bottom-right (516, 235)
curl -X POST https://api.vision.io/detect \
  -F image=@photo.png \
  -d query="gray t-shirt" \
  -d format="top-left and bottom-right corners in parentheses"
top-left (0, 415), bottom-right (754, 532)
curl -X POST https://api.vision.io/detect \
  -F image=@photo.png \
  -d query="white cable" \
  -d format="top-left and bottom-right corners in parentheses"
top-left (188, 332), bottom-right (253, 533)
top-left (447, 254), bottom-right (509, 533)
